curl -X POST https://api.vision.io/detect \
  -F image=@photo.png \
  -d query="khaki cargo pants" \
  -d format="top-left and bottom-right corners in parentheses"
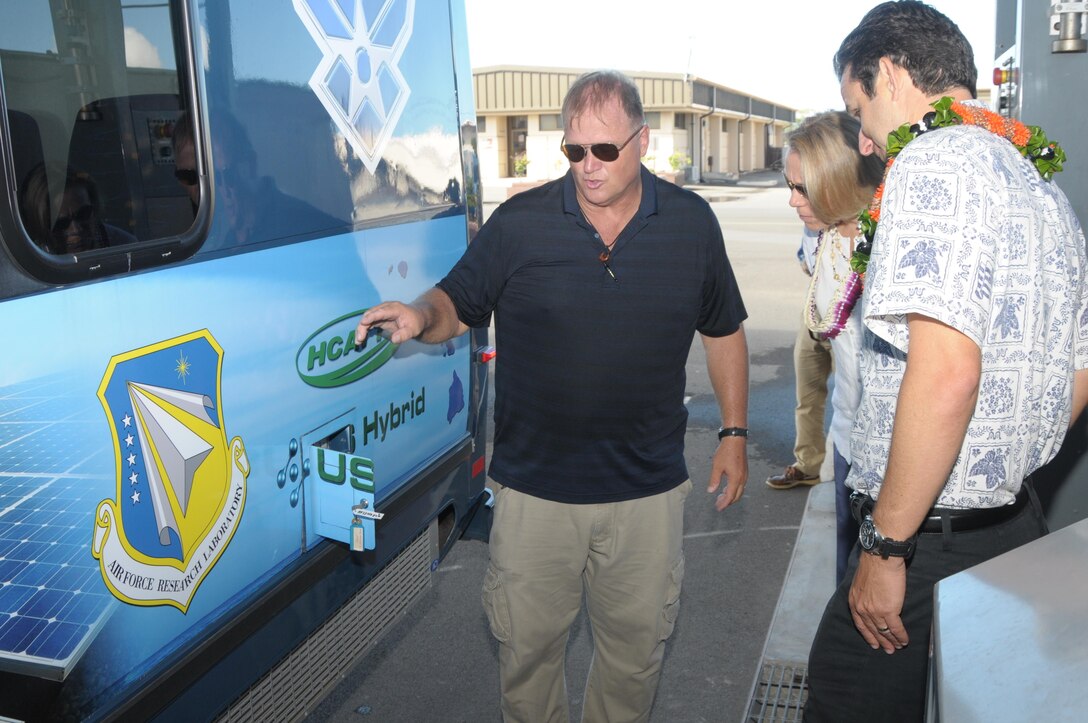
top-left (482, 480), bottom-right (690, 723)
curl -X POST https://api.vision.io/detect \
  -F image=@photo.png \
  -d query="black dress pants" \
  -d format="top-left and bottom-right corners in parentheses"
top-left (804, 499), bottom-right (1047, 722)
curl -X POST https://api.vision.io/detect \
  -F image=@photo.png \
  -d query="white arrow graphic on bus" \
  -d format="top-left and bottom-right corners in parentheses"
top-left (127, 382), bottom-right (216, 546)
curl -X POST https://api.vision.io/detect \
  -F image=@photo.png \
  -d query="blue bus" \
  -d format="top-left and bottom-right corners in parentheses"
top-left (0, 1), bottom-right (489, 719)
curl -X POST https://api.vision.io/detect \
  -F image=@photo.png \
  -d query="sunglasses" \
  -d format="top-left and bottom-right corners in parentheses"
top-left (52, 204), bottom-right (95, 232)
top-left (784, 176), bottom-right (808, 198)
top-left (561, 125), bottom-right (644, 163)
top-left (175, 168), bottom-right (198, 186)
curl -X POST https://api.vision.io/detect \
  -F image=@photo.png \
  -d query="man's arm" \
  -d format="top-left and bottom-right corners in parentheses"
top-left (1070, 367), bottom-right (1088, 427)
top-left (702, 325), bottom-right (750, 511)
top-left (356, 287), bottom-right (469, 346)
top-left (849, 314), bottom-right (980, 653)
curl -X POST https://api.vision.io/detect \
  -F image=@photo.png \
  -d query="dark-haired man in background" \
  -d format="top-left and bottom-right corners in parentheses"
top-left (804, 3), bottom-right (1088, 720)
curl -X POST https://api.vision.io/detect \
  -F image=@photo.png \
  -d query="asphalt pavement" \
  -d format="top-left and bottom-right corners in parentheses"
top-left (303, 174), bottom-right (829, 723)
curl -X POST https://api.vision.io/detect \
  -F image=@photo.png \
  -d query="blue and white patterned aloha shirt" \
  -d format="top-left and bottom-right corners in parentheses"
top-left (847, 118), bottom-right (1088, 508)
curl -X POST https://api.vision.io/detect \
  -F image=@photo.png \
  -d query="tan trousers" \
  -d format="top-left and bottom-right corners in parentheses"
top-left (482, 480), bottom-right (690, 723)
top-left (793, 314), bottom-right (832, 477)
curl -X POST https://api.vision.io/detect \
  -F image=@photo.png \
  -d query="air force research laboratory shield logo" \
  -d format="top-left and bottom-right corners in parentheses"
top-left (92, 331), bottom-right (248, 612)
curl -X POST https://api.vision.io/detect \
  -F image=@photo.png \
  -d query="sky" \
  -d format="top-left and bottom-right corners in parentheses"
top-left (464, 0), bottom-right (998, 113)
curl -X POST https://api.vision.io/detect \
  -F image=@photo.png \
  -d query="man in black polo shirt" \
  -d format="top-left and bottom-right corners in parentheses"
top-left (357, 69), bottom-right (748, 722)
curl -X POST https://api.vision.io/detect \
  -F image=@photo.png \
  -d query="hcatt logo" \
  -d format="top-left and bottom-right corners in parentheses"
top-left (293, 0), bottom-right (414, 173)
top-left (297, 310), bottom-right (397, 388)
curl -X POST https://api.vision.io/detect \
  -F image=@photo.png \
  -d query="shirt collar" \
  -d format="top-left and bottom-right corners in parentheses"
top-left (561, 165), bottom-right (659, 220)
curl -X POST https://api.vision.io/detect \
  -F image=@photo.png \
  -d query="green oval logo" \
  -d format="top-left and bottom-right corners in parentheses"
top-left (296, 310), bottom-right (397, 388)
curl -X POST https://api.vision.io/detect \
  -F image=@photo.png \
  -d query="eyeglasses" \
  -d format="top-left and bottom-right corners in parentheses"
top-left (561, 125), bottom-right (644, 163)
top-left (175, 168), bottom-right (198, 186)
top-left (784, 176), bottom-right (808, 198)
top-left (52, 204), bottom-right (95, 232)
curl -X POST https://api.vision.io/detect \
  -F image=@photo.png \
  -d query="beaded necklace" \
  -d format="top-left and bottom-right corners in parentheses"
top-left (805, 225), bottom-right (863, 340)
top-left (850, 96), bottom-right (1066, 276)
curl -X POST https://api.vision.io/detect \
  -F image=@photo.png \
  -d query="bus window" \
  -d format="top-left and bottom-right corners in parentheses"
top-left (0, 0), bottom-right (201, 277)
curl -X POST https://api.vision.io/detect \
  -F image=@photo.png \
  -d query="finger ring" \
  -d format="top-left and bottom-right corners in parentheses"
top-left (877, 626), bottom-right (890, 633)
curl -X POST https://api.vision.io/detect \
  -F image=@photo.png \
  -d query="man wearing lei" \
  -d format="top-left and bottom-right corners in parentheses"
top-left (804, 2), bottom-right (1088, 721)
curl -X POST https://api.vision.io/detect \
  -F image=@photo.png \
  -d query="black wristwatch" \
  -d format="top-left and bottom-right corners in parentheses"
top-left (858, 514), bottom-right (917, 559)
top-left (717, 426), bottom-right (749, 440)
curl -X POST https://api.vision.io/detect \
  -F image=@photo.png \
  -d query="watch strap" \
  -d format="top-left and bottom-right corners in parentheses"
top-left (718, 426), bottom-right (749, 440)
top-left (861, 515), bottom-right (917, 559)
top-left (871, 536), bottom-right (916, 559)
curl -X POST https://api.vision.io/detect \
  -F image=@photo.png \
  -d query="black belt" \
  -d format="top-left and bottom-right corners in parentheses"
top-left (850, 487), bottom-right (1030, 534)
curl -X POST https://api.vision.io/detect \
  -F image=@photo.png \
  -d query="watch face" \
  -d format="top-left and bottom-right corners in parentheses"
top-left (859, 518), bottom-right (877, 550)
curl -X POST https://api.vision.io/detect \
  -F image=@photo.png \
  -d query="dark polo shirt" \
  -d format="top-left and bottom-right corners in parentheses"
top-left (437, 166), bottom-right (746, 503)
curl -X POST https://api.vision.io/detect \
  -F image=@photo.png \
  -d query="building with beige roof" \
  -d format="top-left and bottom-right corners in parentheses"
top-left (472, 65), bottom-right (797, 185)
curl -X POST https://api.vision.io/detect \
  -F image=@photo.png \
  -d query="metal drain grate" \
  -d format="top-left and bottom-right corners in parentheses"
top-left (746, 660), bottom-right (808, 722)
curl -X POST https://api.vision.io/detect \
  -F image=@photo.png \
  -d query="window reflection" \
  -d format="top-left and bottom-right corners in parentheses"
top-left (18, 163), bottom-right (137, 253)
top-left (1, 1), bottom-right (196, 257)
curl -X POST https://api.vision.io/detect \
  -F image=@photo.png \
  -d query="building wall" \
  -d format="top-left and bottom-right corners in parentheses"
top-left (477, 110), bottom-right (779, 181)
top-left (527, 115), bottom-right (566, 180)
top-left (744, 120), bottom-right (762, 171)
top-left (722, 118), bottom-right (738, 174)
top-left (476, 115), bottom-right (505, 178)
top-left (472, 67), bottom-right (794, 183)
top-left (644, 114), bottom-right (690, 176)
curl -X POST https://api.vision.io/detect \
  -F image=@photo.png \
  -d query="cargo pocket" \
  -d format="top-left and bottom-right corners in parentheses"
top-left (659, 553), bottom-right (685, 641)
top-left (481, 564), bottom-right (512, 644)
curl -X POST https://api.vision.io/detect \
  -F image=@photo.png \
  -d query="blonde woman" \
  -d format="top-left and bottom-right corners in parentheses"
top-left (783, 111), bottom-right (883, 583)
